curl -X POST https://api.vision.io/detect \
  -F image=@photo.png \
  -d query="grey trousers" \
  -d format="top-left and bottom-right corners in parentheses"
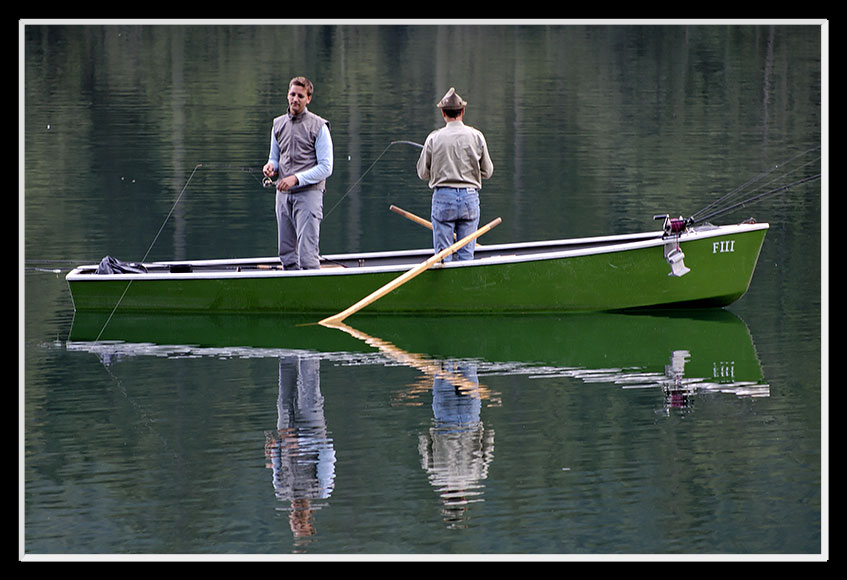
top-left (276, 188), bottom-right (323, 270)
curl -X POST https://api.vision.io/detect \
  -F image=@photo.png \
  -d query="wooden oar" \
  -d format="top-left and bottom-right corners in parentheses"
top-left (318, 216), bottom-right (502, 326)
top-left (389, 204), bottom-right (434, 230)
top-left (389, 204), bottom-right (485, 247)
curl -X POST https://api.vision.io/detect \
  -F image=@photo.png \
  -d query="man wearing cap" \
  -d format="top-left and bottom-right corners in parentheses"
top-left (262, 76), bottom-right (333, 270)
top-left (417, 88), bottom-right (494, 261)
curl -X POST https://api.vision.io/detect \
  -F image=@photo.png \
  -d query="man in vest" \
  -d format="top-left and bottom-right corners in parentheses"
top-left (262, 76), bottom-right (333, 270)
top-left (417, 87), bottom-right (493, 261)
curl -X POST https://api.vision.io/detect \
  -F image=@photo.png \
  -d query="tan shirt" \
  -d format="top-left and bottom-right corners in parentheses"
top-left (417, 120), bottom-right (494, 190)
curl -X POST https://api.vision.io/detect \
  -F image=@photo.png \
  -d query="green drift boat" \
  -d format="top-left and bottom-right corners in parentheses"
top-left (66, 217), bottom-right (768, 316)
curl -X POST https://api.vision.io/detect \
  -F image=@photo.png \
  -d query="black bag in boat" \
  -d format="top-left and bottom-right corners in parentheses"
top-left (96, 256), bottom-right (148, 275)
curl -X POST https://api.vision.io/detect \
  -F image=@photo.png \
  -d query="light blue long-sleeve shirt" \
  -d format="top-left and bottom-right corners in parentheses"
top-left (267, 124), bottom-right (334, 187)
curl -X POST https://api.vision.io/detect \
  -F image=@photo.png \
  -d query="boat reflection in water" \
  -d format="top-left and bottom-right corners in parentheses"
top-left (67, 309), bottom-right (769, 529)
top-left (335, 310), bottom-right (770, 412)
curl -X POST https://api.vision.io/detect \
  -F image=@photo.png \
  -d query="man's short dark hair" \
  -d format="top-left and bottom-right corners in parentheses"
top-left (289, 76), bottom-right (314, 96)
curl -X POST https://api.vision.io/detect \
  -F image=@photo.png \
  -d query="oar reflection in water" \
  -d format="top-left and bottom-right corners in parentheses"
top-left (321, 321), bottom-right (500, 403)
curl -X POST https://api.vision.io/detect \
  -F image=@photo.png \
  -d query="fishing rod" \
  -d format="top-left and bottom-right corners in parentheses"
top-left (25, 259), bottom-right (99, 275)
top-left (199, 141), bottom-right (424, 194)
top-left (656, 146), bottom-right (822, 234)
top-left (27, 164), bottom-right (209, 276)
top-left (389, 140), bottom-right (424, 149)
top-left (690, 172), bottom-right (821, 225)
top-left (172, 142), bottom-right (422, 265)
top-left (691, 145), bottom-right (820, 222)
top-left (73, 143), bottom-right (421, 275)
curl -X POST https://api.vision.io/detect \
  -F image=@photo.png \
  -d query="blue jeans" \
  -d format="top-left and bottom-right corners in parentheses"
top-left (431, 187), bottom-right (480, 262)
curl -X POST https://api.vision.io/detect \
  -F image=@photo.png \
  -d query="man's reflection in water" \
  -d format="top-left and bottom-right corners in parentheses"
top-left (417, 361), bottom-right (495, 528)
top-left (264, 355), bottom-right (336, 548)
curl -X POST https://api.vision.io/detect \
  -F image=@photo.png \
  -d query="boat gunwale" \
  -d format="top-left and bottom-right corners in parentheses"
top-left (65, 222), bottom-right (769, 283)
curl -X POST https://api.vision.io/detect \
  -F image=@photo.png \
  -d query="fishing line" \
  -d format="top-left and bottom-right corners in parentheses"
top-left (139, 163), bottom-right (204, 263)
top-left (688, 145), bottom-right (821, 225)
top-left (196, 140), bottom-right (424, 220)
top-left (692, 173), bottom-right (821, 225)
top-left (94, 163), bottom-right (203, 342)
top-left (195, 162), bottom-right (269, 188)
top-left (84, 140), bottom-right (423, 340)
top-left (322, 139), bottom-right (423, 220)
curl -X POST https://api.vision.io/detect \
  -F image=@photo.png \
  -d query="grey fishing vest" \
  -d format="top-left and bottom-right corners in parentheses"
top-left (272, 108), bottom-right (331, 193)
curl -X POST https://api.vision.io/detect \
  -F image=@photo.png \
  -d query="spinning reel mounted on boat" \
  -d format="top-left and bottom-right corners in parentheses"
top-left (654, 214), bottom-right (693, 237)
top-left (654, 214), bottom-right (693, 278)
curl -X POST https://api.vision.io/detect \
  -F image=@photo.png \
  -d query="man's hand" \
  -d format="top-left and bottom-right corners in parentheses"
top-left (262, 162), bottom-right (277, 178)
top-left (277, 175), bottom-right (299, 191)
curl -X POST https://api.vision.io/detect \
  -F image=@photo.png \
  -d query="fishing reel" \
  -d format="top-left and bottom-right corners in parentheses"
top-left (261, 166), bottom-right (280, 188)
top-left (654, 214), bottom-right (693, 277)
top-left (654, 214), bottom-right (693, 237)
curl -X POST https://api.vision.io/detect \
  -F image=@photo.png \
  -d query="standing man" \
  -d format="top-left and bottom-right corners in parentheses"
top-left (417, 87), bottom-right (493, 262)
top-left (263, 76), bottom-right (333, 270)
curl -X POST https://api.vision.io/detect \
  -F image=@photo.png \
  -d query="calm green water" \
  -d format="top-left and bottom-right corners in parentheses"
top-left (23, 23), bottom-right (824, 558)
